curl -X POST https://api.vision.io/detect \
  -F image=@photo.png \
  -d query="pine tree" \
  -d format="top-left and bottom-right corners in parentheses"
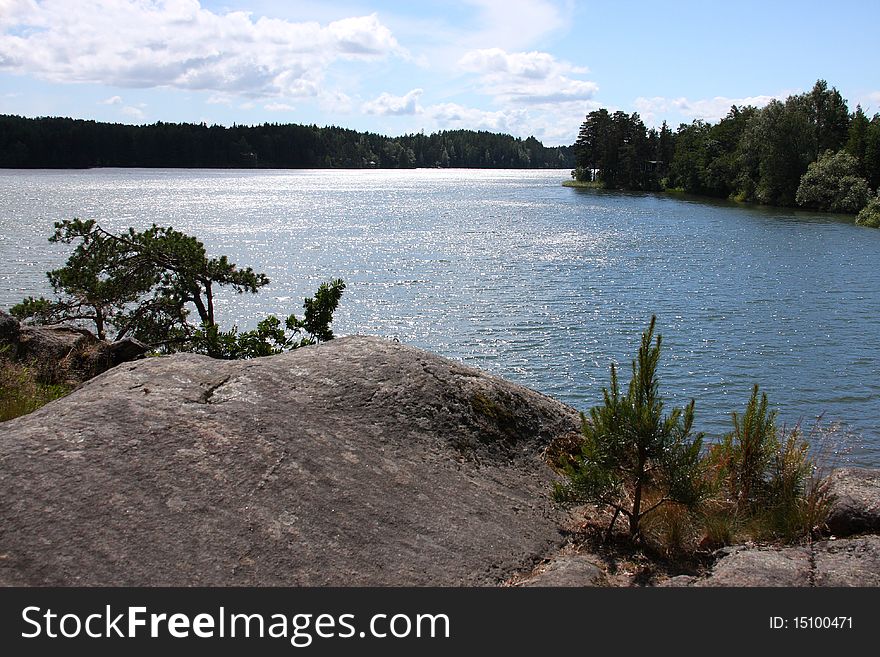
top-left (12, 219), bottom-right (344, 358)
top-left (554, 316), bottom-right (705, 541)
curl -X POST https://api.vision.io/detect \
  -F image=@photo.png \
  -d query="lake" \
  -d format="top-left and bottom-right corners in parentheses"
top-left (2, 168), bottom-right (879, 464)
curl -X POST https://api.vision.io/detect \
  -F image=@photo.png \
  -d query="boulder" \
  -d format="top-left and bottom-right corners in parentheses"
top-left (0, 335), bottom-right (582, 586)
top-left (0, 309), bottom-right (20, 353)
top-left (107, 336), bottom-right (151, 367)
top-left (825, 468), bottom-right (880, 536)
top-left (695, 545), bottom-right (812, 587)
top-left (0, 312), bottom-right (148, 382)
top-left (520, 554), bottom-right (607, 587)
top-left (17, 323), bottom-right (98, 363)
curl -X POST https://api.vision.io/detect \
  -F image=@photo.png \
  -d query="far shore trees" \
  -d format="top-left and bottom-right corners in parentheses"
top-left (571, 79), bottom-right (878, 222)
top-left (11, 219), bottom-right (344, 358)
top-left (795, 150), bottom-right (871, 213)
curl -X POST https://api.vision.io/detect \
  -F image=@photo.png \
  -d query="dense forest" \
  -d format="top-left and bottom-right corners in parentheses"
top-left (0, 115), bottom-right (573, 170)
top-left (572, 80), bottom-right (880, 219)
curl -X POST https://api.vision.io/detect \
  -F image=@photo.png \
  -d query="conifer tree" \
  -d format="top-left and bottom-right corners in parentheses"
top-left (554, 316), bottom-right (705, 541)
top-left (12, 219), bottom-right (344, 358)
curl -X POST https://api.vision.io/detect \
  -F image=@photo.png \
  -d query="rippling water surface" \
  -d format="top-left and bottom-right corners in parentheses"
top-left (2, 168), bottom-right (879, 464)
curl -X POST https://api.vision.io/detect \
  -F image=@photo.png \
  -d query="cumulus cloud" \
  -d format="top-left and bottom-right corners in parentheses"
top-left (362, 89), bottom-right (423, 116)
top-left (426, 102), bottom-right (524, 133)
top-left (634, 94), bottom-right (781, 125)
top-left (0, 1), bottom-right (404, 99)
top-left (417, 99), bottom-right (595, 146)
top-left (458, 47), bottom-right (596, 105)
top-left (99, 95), bottom-right (123, 105)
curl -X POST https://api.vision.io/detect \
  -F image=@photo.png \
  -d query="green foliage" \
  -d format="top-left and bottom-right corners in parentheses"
top-left (865, 117), bottom-right (880, 190)
top-left (856, 194), bottom-right (880, 227)
top-left (668, 120), bottom-right (712, 193)
top-left (0, 115), bottom-right (574, 169)
top-left (795, 150), bottom-right (871, 213)
top-left (0, 347), bottom-right (71, 422)
top-left (574, 109), bottom-right (661, 190)
top-left (704, 386), bottom-right (830, 542)
top-left (10, 296), bottom-right (58, 325)
top-left (14, 220), bottom-right (345, 359)
top-left (572, 79), bottom-right (879, 215)
top-left (188, 280), bottom-right (346, 359)
top-left (708, 385), bottom-right (780, 509)
top-left (553, 316), bottom-right (706, 541)
top-left (554, 323), bottom-right (833, 551)
top-left (846, 105), bottom-right (870, 169)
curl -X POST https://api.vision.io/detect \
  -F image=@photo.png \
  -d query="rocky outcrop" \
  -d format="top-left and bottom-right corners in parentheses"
top-left (692, 537), bottom-right (880, 587)
top-left (0, 335), bottom-right (581, 586)
top-left (0, 309), bottom-right (148, 383)
top-left (825, 467), bottom-right (880, 536)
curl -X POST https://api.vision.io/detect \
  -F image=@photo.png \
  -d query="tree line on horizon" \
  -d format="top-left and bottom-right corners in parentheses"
top-left (572, 80), bottom-right (880, 220)
top-left (0, 114), bottom-right (574, 170)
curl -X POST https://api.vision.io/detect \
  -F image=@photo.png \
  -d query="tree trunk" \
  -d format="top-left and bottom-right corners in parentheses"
top-left (205, 281), bottom-right (214, 326)
top-left (191, 291), bottom-right (209, 326)
top-left (95, 307), bottom-right (105, 341)
top-left (630, 452), bottom-right (646, 539)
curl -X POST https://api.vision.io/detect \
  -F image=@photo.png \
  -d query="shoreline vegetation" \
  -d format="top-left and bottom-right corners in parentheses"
top-left (568, 79), bottom-right (880, 226)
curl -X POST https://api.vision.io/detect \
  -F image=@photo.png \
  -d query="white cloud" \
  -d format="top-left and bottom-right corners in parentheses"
top-left (461, 0), bottom-right (568, 51)
top-left (99, 95), bottom-right (123, 105)
top-left (420, 98), bottom-right (596, 146)
top-left (362, 89), bottom-right (423, 116)
top-left (861, 91), bottom-right (880, 112)
top-left (426, 102), bottom-right (522, 133)
top-left (121, 105), bottom-right (145, 121)
top-left (634, 94), bottom-right (781, 126)
top-left (458, 48), bottom-right (596, 106)
top-left (318, 89), bottom-right (353, 114)
top-left (264, 102), bottom-right (295, 112)
top-left (0, 0), bottom-right (37, 28)
top-left (0, 1), bottom-right (404, 100)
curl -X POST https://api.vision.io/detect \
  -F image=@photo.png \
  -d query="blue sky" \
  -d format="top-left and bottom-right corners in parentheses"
top-left (1, 0), bottom-right (879, 145)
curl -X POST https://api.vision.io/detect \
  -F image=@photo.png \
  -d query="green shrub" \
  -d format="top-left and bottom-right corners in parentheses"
top-left (704, 386), bottom-right (831, 543)
top-left (555, 321), bottom-right (833, 553)
top-left (856, 195), bottom-right (880, 227)
top-left (0, 349), bottom-right (71, 421)
top-left (795, 150), bottom-right (871, 213)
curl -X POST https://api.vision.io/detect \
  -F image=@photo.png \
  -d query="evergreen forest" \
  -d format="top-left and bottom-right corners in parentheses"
top-left (571, 80), bottom-right (880, 219)
top-left (0, 115), bottom-right (573, 170)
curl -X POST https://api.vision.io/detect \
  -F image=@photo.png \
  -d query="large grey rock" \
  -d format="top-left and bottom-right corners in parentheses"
top-left (0, 335), bottom-right (581, 586)
top-left (2, 311), bottom-right (148, 381)
top-left (107, 336), bottom-right (150, 367)
top-left (826, 468), bottom-right (880, 536)
top-left (17, 323), bottom-right (98, 362)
